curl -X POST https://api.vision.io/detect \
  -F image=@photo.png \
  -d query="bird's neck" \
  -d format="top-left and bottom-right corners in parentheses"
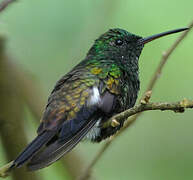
top-left (84, 54), bottom-right (139, 82)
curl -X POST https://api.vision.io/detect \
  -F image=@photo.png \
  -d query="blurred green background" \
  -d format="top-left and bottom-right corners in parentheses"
top-left (0, 0), bottom-right (193, 179)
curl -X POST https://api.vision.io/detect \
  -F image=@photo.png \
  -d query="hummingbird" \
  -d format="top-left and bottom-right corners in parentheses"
top-left (5, 27), bottom-right (188, 172)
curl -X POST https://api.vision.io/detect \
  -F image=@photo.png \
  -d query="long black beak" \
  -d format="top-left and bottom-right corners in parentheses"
top-left (139, 28), bottom-right (188, 44)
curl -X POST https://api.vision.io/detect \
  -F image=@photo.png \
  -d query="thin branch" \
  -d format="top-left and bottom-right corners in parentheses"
top-left (112, 99), bottom-right (193, 123)
top-left (80, 20), bottom-right (193, 180)
top-left (0, 0), bottom-right (16, 12)
top-left (78, 140), bottom-right (111, 180)
top-left (78, 99), bottom-right (193, 180)
top-left (145, 22), bottom-right (193, 92)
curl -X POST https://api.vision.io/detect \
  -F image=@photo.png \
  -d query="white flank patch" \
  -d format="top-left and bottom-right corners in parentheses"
top-left (89, 86), bottom-right (101, 105)
top-left (84, 118), bottom-right (101, 141)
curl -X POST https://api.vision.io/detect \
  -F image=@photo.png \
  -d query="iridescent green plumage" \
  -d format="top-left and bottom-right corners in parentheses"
top-left (7, 27), bottom-right (187, 172)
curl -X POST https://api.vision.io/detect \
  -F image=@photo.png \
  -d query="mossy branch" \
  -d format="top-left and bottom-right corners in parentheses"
top-left (78, 98), bottom-right (193, 180)
top-left (79, 19), bottom-right (193, 180)
top-left (105, 98), bottom-right (193, 129)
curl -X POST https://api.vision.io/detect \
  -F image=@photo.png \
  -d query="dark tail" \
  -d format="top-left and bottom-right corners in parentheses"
top-left (12, 106), bottom-right (101, 171)
top-left (27, 105), bottom-right (101, 171)
top-left (10, 131), bottom-right (56, 169)
top-left (27, 118), bottom-right (98, 171)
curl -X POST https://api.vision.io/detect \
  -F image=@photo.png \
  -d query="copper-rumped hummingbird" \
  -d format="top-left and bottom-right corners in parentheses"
top-left (3, 27), bottom-right (188, 172)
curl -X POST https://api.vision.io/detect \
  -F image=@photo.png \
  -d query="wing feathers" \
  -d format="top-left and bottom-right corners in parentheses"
top-left (27, 115), bottom-right (99, 171)
top-left (11, 131), bottom-right (56, 169)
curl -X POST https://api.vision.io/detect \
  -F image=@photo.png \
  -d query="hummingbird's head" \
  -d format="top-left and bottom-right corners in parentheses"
top-left (87, 27), bottom-right (188, 66)
top-left (87, 28), bottom-right (144, 64)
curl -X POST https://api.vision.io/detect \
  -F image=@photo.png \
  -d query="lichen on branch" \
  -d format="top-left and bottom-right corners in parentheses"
top-left (105, 98), bottom-right (193, 129)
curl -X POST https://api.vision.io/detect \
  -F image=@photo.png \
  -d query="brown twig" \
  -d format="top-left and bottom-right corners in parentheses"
top-left (78, 99), bottom-right (193, 180)
top-left (78, 140), bottom-right (111, 180)
top-left (106, 99), bottom-right (192, 128)
top-left (0, 0), bottom-right (16, 12)
top-left (79, 20), bottom-right (193, 180)
top-left (145, 23), bottom-right (193, 92)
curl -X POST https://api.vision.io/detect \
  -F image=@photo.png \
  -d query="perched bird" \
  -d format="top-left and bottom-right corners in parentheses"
top-left (1, 27), bottom-right (188, 173)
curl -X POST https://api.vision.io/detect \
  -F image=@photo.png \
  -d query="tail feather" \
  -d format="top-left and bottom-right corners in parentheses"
top-left (27, 118), bottom-right (98, 171)
top-left (11, 131), bottom-right (56, 169)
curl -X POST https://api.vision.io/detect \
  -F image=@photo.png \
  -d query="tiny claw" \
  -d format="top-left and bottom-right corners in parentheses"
top-left (111, 119), bottom-right (120, 127)
top-left (141, 90), bottom-right (152, 104)
top-left (140, 99), bottom-right (147, 105)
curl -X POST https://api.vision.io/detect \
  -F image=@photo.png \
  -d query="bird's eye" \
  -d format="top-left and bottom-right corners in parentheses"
top-left (115, 39), bottom-right (123, 46)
